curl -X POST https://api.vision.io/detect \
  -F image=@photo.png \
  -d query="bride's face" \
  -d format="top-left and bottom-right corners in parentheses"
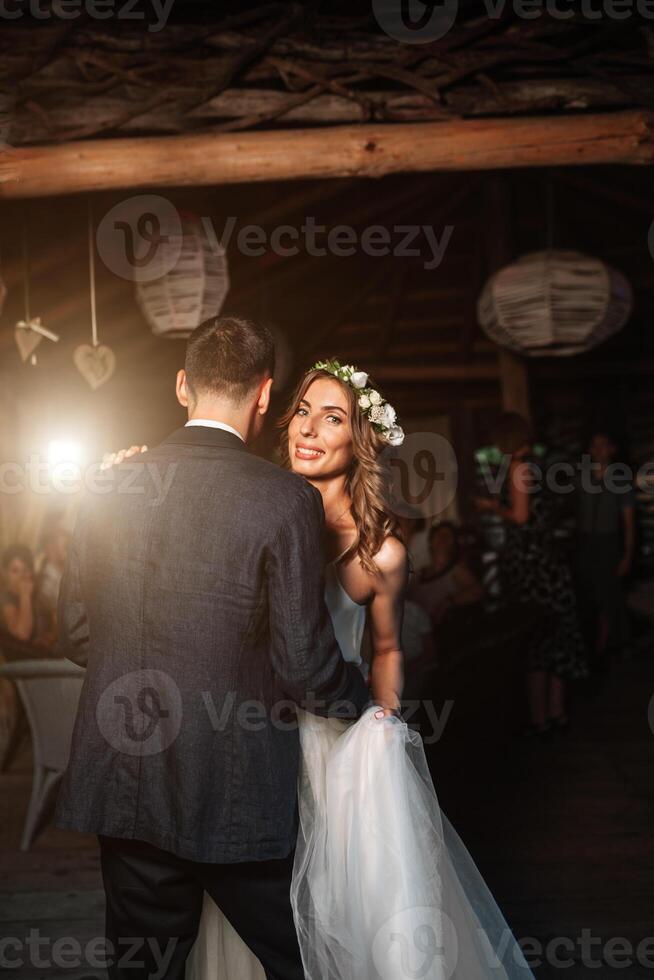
top-left (287, 377), bottom-right (354, 479)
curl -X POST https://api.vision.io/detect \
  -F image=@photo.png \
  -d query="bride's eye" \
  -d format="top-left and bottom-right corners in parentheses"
top-left (326, 415), bottom-right (342, 425)
top-left (296, 407), bottom-right (308, 417)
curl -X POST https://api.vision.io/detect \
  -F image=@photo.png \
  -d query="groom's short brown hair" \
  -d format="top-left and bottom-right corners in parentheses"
top-left (185, 314), bottom-right (275, 403)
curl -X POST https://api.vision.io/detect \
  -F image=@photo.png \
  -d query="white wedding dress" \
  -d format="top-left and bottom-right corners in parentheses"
top-left (186, 562), bottom-right (534, 980)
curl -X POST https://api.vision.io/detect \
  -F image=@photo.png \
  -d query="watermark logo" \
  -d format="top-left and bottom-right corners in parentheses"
top-left (373, 0), bottom-right (653, 40)
top-left (95, 196), bottom-right (454, 275)
top-left (373, 0), bottom-right (459, 42)
top-left (386, 432), bottom-right (459, 520)
top-left (96, 195), bottom-right (183, 282)
top-left (373, 907), bottom-right (458, 979)
top-left (96, 669), bottom-right (182, 756)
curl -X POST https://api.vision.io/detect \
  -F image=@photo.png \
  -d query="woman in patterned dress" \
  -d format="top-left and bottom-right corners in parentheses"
top-left (475, 413), bottom-right (588, 736)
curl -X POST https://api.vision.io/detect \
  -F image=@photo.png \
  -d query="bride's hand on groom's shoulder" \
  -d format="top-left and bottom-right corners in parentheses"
top-left (100, 445), bottom-right (148, 470)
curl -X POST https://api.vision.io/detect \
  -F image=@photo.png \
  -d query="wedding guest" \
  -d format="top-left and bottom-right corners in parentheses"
top-left (474, 413), bottom-right (587, 737)
top-left (393, 512), bottom-right (437, 698)
top-left (400, 599), bottom-right (436, 701)
top-left (396, 510), bottom-right (428, 572)
top-left (1, 545), bottom-right (36, 643)
top-left (576, 430), bottom-right (636, 673)
top-left (36, 525), bottom-right (71, 649)
top-left (0, 545), bottom-right (37, 759)
top-left (412, 522), bottom-right (483, 626)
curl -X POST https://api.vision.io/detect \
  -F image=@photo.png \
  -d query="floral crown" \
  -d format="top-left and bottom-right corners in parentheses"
top-left (311, 359), bottom-right (405, 446)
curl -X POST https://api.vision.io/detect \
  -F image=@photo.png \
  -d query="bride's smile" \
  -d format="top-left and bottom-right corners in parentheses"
top-left (294, 443), bottom-right (325, 460)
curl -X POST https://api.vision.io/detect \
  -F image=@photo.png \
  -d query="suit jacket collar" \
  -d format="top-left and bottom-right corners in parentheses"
top-left (160, 425), bottom-right (249, 453)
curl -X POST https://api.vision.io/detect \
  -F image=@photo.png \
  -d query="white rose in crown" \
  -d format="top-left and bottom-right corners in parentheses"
top-left (351, 371), bottom-right (369, 389)
top-left (387, 426), bottom-right (405, 447)
top-left (369, 390), bottom-right (382, 406)
top-left (382, 403), bottom-right (397, 426)
top-left (358, 393), bottom-right (371, 410)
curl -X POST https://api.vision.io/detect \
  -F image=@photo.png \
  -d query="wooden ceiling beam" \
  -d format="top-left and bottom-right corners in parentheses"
top-left (2, 111), bottom-right (652, 199)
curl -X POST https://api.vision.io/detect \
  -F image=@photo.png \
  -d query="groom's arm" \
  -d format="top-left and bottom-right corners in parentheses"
top-left (267, 484), bottom-right (369, 719)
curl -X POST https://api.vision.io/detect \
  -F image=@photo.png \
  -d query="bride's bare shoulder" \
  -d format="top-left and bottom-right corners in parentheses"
top-left (374, 534), bottom-right (409, 578)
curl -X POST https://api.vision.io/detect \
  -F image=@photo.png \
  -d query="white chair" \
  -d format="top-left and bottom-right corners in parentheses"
top-left (0, 659), bottom-right (85, 850)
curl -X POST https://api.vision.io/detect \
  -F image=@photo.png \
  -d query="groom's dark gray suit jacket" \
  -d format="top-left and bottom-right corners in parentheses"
top-left (55, 424), bottom-right (369, 863)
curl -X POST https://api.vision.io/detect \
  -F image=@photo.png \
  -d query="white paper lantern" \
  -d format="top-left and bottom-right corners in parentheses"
top-left (136, 214), bottom-right (229, 338)
top-left (477, 249), bottom-right (632, 357)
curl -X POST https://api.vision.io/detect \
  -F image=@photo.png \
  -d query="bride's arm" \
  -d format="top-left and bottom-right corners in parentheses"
top-left (367, 536), bottom-right (409, 716)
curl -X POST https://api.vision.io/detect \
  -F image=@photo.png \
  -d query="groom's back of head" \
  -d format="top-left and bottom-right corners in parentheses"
top-left (184, 314), bottom-right (275, 405)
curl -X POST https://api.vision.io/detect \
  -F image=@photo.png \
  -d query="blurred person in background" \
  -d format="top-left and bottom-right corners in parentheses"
top-left (576, 429), bottom-right (636, 678)
top-left (36, 524), bottom-right (71, 650)
top-left (1, 545), bottom-right (36, 644)
top-left (400, 599), bottom-right (436, 701)
top-left (395, 512), bottom-right (437, 698)
top-left (412, 521), bottom-right (483, 626)
top-left (0, 544), bottom-right (37, 761)
top-left (474, 413), bottom-right (587, 737)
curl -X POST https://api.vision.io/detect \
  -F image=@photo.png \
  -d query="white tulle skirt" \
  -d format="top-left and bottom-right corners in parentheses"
top-left (186, 706), bottom-right (534, 980)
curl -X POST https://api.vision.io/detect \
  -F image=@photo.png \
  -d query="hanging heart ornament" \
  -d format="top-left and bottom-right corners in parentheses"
top-left (15, 319), bottom-right (44, 362)
top-left (74, 343), bottom-right (116, 390)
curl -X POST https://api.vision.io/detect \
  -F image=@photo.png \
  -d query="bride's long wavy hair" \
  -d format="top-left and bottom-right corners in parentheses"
top-left (278, 367), bottom-right (400, 574)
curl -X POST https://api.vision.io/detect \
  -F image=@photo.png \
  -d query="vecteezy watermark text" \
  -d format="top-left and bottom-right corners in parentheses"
top-left (372, 0), bottom-right (654, 45)
top-left (95, 670), bottom-right (455, 757)
top-left (0, 931), bottom-right (176, 978)
top-left (215, 216), bottom-right (454, 271)
top-left (0, 0), bottom-right (175, 30)
top-left (477, 454), bottom-right (649, 497)
top-left (95, 196), bottom-right (455, 280)
top-left (0, 456), bottom-right (178, 503)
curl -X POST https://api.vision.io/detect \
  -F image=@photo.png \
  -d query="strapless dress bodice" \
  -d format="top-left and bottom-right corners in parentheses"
top-left (323, 561), bottom-right (366, 667)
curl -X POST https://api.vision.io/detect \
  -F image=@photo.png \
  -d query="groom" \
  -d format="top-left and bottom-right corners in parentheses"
top-left (55, 315), bottom-right (369, 979)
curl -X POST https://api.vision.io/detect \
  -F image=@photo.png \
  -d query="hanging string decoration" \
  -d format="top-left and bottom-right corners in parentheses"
top-left (477, 249), bottom-right (633, 357)
top-left (15, 221), bottom-right (60, 365)
top-left (135, 213), bottom-right (230, 339)
top-left (74, 202), bottom-right (116, 389)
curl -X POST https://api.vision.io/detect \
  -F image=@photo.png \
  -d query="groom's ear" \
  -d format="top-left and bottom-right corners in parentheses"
top-left (256, 376), bottom-right (273, 416)
top-left (176, 369), bottom-right (189, 409)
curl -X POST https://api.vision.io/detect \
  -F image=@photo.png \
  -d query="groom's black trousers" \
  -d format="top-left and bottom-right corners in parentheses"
top-left (98, 835), bottom-right (305, 980)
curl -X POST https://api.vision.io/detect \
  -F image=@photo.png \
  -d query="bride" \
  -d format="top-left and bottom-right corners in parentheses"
top-left (112, 359), bottom-right (535, 980)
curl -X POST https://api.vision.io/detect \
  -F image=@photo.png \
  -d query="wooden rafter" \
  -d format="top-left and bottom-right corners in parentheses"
top-left (1, 111), bottom-right (652, 199)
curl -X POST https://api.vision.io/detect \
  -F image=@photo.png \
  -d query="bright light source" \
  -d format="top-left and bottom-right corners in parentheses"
top-left (48, 440), bottom-right (83, 467)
